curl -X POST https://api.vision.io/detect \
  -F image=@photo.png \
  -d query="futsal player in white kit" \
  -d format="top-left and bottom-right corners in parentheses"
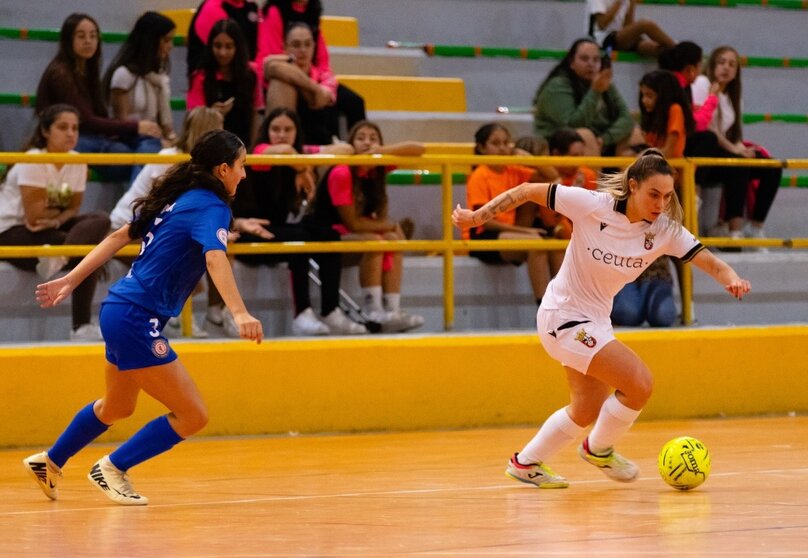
top-left (453, 149), bottom-right (750, 487)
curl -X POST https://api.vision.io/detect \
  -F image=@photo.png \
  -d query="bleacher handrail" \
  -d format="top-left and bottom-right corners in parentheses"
top-left (1, 152), bottom-right (807, 332)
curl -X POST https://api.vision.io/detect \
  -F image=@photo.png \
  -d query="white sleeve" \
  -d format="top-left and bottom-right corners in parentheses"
top-left (691, 75), bottom-right (710, 107)
top-left (65, 164), bottom-right (88, 193)
top-left (547, 183), bottom-right (603, 222)
top-left (110, 66), bottom-right (136, 91)
top-left (14, 164), bottom-right (48, 189)
top-left (664, 222), bottom-right (704, 262)
top-left (588, 0), bottom-right (608, 14)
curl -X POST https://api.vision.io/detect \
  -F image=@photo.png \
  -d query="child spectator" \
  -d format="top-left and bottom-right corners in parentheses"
top-left (466, 123), bottom-right (557, 307)
top-left (658, 41), bottom-right (717, 131)
top-left (638, 69), bottom-right (694, 159)
top-left (257, 0), bottom-right (366, 140)
top-left (229, 107), bottom-right (367, 336)
top-left (533, 38), bottom-right (642, 156)
top-left (309, 121), bottom-right (425, 332)
top-left (547, 128), bottom-right (599, 190)
top-left (692, 46), bottom-right (782, 244)
top-left (0, 105), bottom-right (110, 340)
top-left (187, 0), bottom-right (260, 76)
top-left (104, 12), bottom-right (177, 178)
top-left (587, 0), bottom-right (675, 57)
top-left (35, 13), bottom-right (163, 182)
top-left (187, 19), bottom-right (263, 146)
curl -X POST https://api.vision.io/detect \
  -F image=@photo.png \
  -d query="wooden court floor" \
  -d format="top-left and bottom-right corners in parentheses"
top-left (1, 415), bottom-right (806, 556)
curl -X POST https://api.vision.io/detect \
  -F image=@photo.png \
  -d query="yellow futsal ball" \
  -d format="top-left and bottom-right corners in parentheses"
top-left (658, 436), bottom-right (711, 490)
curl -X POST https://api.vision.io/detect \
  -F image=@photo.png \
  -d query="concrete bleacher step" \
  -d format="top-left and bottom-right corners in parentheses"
top-left (337, 75), bottom-right (467, 112)
top-left (2, 249), bottom-right (806, 343)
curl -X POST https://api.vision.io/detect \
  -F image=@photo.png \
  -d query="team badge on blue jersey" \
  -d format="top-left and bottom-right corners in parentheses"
top-left (151, 339), bottom-right (170, 358)
top-left (217, 228), bottom-right (228, 247)
top-left (644, 232), bottom-right (656, 250)
top-left (575, 328), bottom-right (597, 348)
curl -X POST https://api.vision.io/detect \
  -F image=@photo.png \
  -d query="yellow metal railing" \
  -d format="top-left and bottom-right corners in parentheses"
top-left (1, 153), bottom-right (806, 333)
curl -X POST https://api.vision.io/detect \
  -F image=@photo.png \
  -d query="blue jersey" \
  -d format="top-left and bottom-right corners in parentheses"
top-left (108, 189), bottom-right (231, 317)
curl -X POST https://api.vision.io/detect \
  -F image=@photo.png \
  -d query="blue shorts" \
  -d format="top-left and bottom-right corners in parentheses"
top-left (100, 300), bottom-right (178, 371)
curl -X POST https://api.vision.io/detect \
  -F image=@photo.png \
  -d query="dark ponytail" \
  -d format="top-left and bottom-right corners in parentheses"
top-left (129, 130), bottom-right (244, 239)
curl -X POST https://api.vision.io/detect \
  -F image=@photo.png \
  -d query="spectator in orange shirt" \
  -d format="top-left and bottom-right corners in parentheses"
top-left (467, 123), bottom-right (557, 306)
top-left (638, 69), bottom-right (694, 159)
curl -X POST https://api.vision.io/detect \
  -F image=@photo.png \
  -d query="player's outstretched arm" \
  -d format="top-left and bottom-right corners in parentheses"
top-left (205, 249), bottom-right (264, 343)
top-left (36, 224), bottom-right (133, 308)
top-left (452, 182), bottom-right (550, 230)
top-left (691, 249), bottom-right (751, 300)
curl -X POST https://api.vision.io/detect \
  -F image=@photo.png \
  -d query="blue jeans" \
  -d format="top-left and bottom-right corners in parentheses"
top-left (611, 279), bottom-right (677, 327)
top-left (77, 133), bottom-right (162, 184)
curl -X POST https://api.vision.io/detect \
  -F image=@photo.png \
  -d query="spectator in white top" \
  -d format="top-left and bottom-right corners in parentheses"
top-left (587, 0), bottom-right (675, 57)
top-left (0, 104), bottom-right (110, 341)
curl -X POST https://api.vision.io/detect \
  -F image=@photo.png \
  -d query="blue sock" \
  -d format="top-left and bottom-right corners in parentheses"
top-left (109, 415), bottom-right (184, 472)
top-left (48, 402), bottom-right (109, 468)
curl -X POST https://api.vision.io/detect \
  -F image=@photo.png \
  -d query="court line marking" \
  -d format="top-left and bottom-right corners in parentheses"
top-left (4, 466), bottom-right (808, 517)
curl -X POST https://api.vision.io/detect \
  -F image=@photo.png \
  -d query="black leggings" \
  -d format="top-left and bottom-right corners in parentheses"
top-left (236, 222), bottom-right (341, 316)
top-left (0, 212), bottom-right (111, 328)
top-left (298, 83), bottom-right (367, 143)
top-left (685, 131), bottom-right (780, 222)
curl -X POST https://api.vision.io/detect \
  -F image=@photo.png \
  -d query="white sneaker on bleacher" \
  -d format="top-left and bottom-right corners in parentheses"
top-left (291, 307), bottom-right (330, 336)
top-left (320, 308), bottom-right (368, 335)
top-left (70, 323), bottom-right (103, 342)
top-left (36, 255), bottom-right (67, 280)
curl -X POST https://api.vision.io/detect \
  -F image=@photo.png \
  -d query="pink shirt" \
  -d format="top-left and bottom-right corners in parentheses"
top-left (674, 71), bottom-right (717, 132)
top-left (255, 5), bottom-right (337, 99)
top-left (194, 0), bottom-right (248, 47)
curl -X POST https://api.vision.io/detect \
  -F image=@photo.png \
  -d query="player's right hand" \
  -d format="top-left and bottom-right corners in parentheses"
top-left (233, 311), bottom-right (264, 344)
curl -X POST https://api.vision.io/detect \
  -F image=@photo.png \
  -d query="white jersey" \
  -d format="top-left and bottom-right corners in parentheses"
top-left (543, 184), bottom-right (703, 321)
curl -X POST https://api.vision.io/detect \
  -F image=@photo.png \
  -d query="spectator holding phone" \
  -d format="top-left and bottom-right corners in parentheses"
top-left (187, 19), bottom-right (263, 146)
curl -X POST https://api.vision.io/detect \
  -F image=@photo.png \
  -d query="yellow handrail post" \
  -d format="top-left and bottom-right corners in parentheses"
top-left (681, 160), bottom-right (696, 325)
top-left (181, 297), bottom-right (193, 338)
top-left (442, 163), bottom-right (455, 331)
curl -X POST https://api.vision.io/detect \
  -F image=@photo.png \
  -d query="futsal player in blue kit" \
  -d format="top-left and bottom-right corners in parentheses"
top-left (453, 149), bottom-right (750, 488)
top-left (23, 130), bottom-right (263, 505)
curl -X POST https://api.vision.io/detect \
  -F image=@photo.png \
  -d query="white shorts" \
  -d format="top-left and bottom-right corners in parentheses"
top-left (536, 307), bottom-right (615, 374)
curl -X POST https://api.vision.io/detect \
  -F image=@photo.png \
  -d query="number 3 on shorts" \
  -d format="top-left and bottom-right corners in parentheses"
top-left (148, 318), bottom-right (160, 338)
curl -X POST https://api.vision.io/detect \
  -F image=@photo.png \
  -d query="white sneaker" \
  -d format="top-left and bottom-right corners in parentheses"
top-left (578, 438), bottom-right (639, 483)
top-left (745, 225), bottom-right (769, 253)
top-left (23, 451), bottom-right (62, 500)
top-left (383, 309), bottom-right (425, 333)
top-left (206, 305), bottom-right (224, 327)
top-left (166, 316), bottom-right (209, 338)
top-left (320, 308), bottom-right (368, 335)
top-left (505, 453), bottom-right (568, 489)
top-left (291, 307), bottom-right (330, 336)
top-left (70, 323), bottom-right (103, 342)
top-left (36, 255), bottom-right (68, 280)
top-left (221, 308), bottom-right (241, 338)
top-left (87, 455), bottom-right (149, 506)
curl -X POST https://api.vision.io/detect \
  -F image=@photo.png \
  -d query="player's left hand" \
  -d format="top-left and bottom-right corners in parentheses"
top-left (36, 276), bottom-right (74, 308)
top-left (725, 278), bottom-right (751, 300)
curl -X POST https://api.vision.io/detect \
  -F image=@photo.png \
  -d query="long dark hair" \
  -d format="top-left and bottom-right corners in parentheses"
top-left (658, 41), bottom-right (703, 73)
top-left (707, 46), bottom-right (743, 143)
top-left (639, 70), bottom-right (695, 138)
top-left (36, 13), bottom-right (105, 116)
top-left (263, 0), bottom-right (323, 61)
top-left (102, 11), bottom-right (175, 100)
top-left (347, 120), bottom-right (388, 218)
top-left (129, 130), bottom-right (244, 239)
top-left (200, 19), bottom-right (255, 113)
top-left (1, 104), bottom-right (80, 182)
top-left (246, 107), bottom-right (305, 220)
top-left (534, 38), bottom-right (618, 121)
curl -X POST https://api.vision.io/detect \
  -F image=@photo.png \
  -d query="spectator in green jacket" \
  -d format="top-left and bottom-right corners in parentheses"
top-left (533, 38), bottom-right (643, 157)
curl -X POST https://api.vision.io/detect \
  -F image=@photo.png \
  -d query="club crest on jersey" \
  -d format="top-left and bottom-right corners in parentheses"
top-left (644, 232), bottom-right (656, 250)
top-left (217, 228), bottom-right (228, 247)
top-left (575, 328), bottom-right (597, 348)
top-left (151, 339), bottom-right (170, 358)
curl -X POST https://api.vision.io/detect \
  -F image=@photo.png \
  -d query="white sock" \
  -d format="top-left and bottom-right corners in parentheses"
top-left (383, 293), bottom-right (401, 312)
top-left (362, 286), bottom-right (383, 312)
top-left (587, 394), bottom-right (642, 455)
top-left (518, 407), bottom-right (585, 465)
